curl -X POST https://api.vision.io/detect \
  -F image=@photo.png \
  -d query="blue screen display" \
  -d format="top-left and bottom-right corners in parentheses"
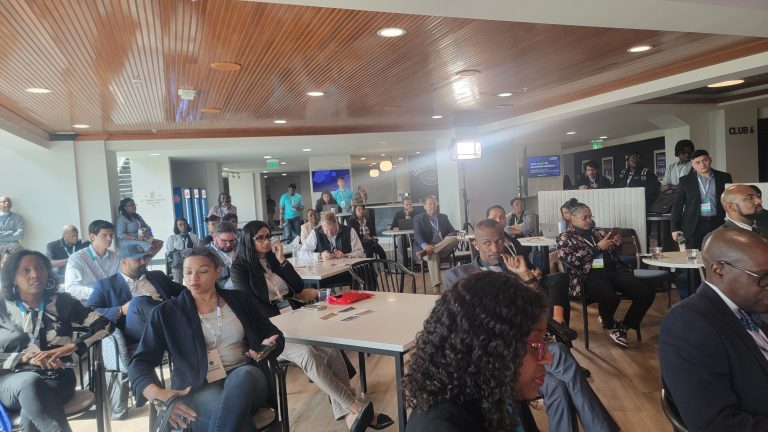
top-left (528, 156), bottom-right (561, 177)
top-left (311, 169), bottom-right (351, 192)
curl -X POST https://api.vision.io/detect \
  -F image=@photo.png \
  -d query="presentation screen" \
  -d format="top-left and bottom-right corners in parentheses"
top-left (528, 156), bottom-right (561, 177)
top-left (311, 169), bottom-right (351, 191)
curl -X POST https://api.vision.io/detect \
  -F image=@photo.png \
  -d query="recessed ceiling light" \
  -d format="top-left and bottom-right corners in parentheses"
top-left (398, 157), bottom-right (404, 160)
top-left (201, 107), bottom-right (221, 113)
top-left (223, 168), bottom-right (230, 170)
top-left (455, 69), bottom-right (481, 77)
top-left (302, 148), bottom-right (312, 152)
top-left (264, 156), bottom-right (272, 159)
top-left (376, 27), bottom-right (406, 38)
top-left (360, 157), bottom-right (367, 160)
top-left (306, 91), bottom-right (325, 97)
top-left (25, 87), bottom-right (52, 94)
top-left (599, 136), bottom-right (608, 139)
top-left (263, 170), bottom-right (268, 173)
top-left (273, 120), bottom-right (287, 124)
top-left (707, 79), bottom-right (745, 88)
top-left (497, 92), bottom-right (514, 97)
top-left (72, 124), bottom-right (90, 129)
top-left (150, 153), bottom-right (160, 156)
top-left (565, 131), bottom-right (576, 135)
top-left (282, 173), bottom-right (287, 176)
top-left (431, 115), bottom-right (443, 119)
top-left (627, 45), bottom-right (653, 53)
top-left (280, 162), bottom-right (286, 165)
top-left (264, 176), bottom-right (268, 178)
top-left (416, 151), bottom-right (421, 154)
top-left (210, 61), bottom-right (242, 71)
top-left (381, 153), bottom-right (386, 157)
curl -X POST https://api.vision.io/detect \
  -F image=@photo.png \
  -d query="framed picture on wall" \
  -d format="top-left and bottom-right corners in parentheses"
top-left (581, 160), bottom-right (589, 175)
top-left (654, 150), bottom-right (666, 180)
top-left (602, 157), bottom-right (614, 183)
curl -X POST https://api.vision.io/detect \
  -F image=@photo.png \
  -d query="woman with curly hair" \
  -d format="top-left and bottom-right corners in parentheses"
top-left (404, 271), bottom-right (552, 431)
top-left (115, 197), bottom-right (163, 257)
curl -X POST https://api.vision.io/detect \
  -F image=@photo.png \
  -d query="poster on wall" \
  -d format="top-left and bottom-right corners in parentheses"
top-left (408, 155), bottom-right (439, 201)
top-left (654, 150), bottom-right (666, 180)
top-left (602, 157), bottom-right (614, 183)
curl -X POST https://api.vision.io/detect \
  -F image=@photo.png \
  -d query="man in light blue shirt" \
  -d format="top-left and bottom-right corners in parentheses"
top-left (279, 183), bottom-right (304, 243)
top-left (332, 177), bottom-right (355, 211)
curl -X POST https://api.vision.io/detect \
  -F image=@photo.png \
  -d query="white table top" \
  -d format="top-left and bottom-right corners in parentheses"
top-left (381, 229), bottom-right (414, 236)
top-left (642, 251), bottom-right (703, 269)
top-left (517, 236), bottom-right (558, 247)
top-left (288, 257), bottom-right (370, 281)
top-left (270, 291), bottom-right (438, 352)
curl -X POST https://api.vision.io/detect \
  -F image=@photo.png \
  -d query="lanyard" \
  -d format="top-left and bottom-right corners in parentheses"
top-left (625, 170), bottom-right (635, 187)
top-left (261, 260), bottom-right (283, 301)
top-left (505, 241), bottom-right (518, 256)
top-left (86, 247), bottom-right (108, 280)
top-left (63, 242), bottom-right (76, 257)
top-left (17, 297), bottom-right (46, 347)
top-left (199, 296), bottom-right (222, 348)
top-left (697, 175), bottom-right (712, 198)
top-left (581, 234), bottom-right (598, 248)
top-left (429, 218), bottom-right (442, 240)
top-left (513, 214), bottom-right (523, 226)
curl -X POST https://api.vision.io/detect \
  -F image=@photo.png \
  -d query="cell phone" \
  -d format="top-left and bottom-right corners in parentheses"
top-left (608, 227), bottom-right (620, 237)
top-left (251, 343), bottom-right (276, 356)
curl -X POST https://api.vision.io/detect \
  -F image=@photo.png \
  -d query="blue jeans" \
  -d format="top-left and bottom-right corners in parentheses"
top-left (283, 217), bottom-right (301, 243)
top-left (0, 369), bottom-right (75, 432)
top-left (185, 365), bottom-right (268, 432)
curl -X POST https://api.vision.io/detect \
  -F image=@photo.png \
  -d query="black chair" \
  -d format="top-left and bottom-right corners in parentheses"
top-left (661, 387), bottom-right (688, 432)
top-left (560, 258), bottom-right (641, 350)
top-left (349, 259), bottom-right (416, 294)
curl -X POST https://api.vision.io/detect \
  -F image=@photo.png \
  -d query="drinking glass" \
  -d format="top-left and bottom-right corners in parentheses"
top-left (686, 248), bottom-right (700, 263)
top-left (651, 247), bottom-right (663, 260)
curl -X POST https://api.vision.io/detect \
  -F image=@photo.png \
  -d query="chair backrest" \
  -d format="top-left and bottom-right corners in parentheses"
top-left (661, 388), bottom-right (688, 432)
top-left (348, 259), bottom-right (416, 293)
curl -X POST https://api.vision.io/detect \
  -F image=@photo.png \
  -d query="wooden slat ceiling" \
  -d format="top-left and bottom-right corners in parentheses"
top-left (0, 0), bottom-right (767, 140)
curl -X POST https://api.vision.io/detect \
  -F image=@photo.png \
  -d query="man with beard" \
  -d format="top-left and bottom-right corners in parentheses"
top-left (702, 185), bottom-right (766, 246)
top-left (207, 221), bottom-right (238, 288)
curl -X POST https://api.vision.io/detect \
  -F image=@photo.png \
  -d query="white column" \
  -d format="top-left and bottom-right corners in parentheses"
top-left (129, 157), bottom-right (175, 250)
top-left (74, 140), bottom-right (117, 231)
top-left (436, 137), bottom-right (461, 228)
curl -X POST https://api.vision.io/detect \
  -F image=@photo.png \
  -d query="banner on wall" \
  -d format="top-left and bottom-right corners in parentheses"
top-left (408, 155), bottom-right (439, 201)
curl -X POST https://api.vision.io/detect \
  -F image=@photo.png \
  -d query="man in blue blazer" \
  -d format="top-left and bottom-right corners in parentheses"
top-left (413, 195), bottom-right (459, 294)
top-left (87, 244), bottom-right (185, 344)
top-left (660, 228), bottom-right (768, 431)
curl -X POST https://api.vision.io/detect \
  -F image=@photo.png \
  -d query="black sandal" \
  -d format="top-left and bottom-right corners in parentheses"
top-left (369, 413), bottom-right (395, 430)
top-left (350, 401), bottom-right (373, 432)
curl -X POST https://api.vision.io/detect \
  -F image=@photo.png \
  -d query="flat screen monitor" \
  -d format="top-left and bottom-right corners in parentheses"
top-left (311, 169), bottom-right (350, 192)
top-left (528, 156), bottom-right (561, 177)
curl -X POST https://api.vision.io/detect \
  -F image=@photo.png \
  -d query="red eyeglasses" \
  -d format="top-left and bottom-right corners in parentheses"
top-left (526, 340), bottom-right (551, 361)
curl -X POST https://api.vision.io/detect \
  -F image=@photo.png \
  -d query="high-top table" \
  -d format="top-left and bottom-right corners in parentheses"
top-left (518, 236), bottom-right (558, 276)
top-left (381, 229), bottom-right (414, 267)
top-left (271, 291), bottom-right (438, 432)
top-left (288, 257), bottom-right (369, 288)
top-left (642, 251), bottom-right (704, 294)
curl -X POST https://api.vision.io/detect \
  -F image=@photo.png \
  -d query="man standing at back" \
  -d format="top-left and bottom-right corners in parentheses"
top-left (614, 151), bottom-right (660, 209)
top-left (660, 228), bottom-right (768, 431)
top-left (279, 183), bottom-right (304, 243)
top-left (576, 160), bottom-right (612, 189)
top-left (413, 195), bottom-right (458, 294)
top-left (64, 220), bottom-right (119, 301)
top-left (661, 139), bottom-right (694, 192)
top-left (333, 176), bottom-right (355, 211)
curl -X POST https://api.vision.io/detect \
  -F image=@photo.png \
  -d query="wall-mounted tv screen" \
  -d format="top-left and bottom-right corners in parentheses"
top-left (528, 156), bottom-right (561, 177)
top-left (311, 169), bottom-right (350, 192)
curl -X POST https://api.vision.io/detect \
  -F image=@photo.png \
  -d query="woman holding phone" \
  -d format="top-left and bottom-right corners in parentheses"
top-left (230, 220), bottom-right (393, 432)
top-left (128, 247), bottom-right (284, 431)
top-left (556, 202), bottom-right (655, 347)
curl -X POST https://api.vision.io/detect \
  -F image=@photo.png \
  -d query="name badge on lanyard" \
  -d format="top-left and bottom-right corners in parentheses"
top-left (18, 299), bottom-right (45, 353)
top-left (592, 254), bottom-right (605, 269)
top-left (700, 201), bottom-right (713, 213)
top-left (200, 297), bottom-right (227, 382)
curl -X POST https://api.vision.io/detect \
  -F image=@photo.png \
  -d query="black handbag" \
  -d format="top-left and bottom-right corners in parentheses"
top-left (649, 190), bottom-right (675, 214)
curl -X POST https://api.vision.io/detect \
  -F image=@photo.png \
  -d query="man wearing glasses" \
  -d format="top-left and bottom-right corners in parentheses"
top-left (660, 228), bottom-right (768, 431)
top-left (207, 222), bottom-right (238, 288)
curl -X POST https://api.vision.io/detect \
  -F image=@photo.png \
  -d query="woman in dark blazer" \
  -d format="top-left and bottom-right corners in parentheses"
top-left (128, 247), bottom-right (284, 432)
top-left (348, 205), bottom-right (387, 260)
top-left (230, 220), bottom-right (393, 432)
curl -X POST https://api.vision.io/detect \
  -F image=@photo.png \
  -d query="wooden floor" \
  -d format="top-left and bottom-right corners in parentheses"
top-left (70, 273), bottom-right (677, 432)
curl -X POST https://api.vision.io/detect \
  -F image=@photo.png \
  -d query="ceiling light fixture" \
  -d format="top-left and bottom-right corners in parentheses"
top-left (455, 69), bottom-right (481, 77)
top-left (282, 173), bottom-right (287, 176)
top-left (280, 162), bottom-right (286, 165)
top-left (369, 169), bottom-right (380, 178)
top-left (150, 153), bottom-right (160, 156)
top-left (360, 157), bottom-right (367, 160)
top-left (380, 160), bottom-right (393, 172)
top-left (264, 156), bottom-right (272, 159)
top-left (273, 120), bottom-right (287, 124)
top-left (25, 87), bottom-right (52, 94)
top-left (599, 136), bottom-right (608, 139)
top-left (497, 92), bottom-right (514, 97)
top-left (398, 157), bottom-right (404, 160)
top-left (627, 45), bottom-right (652, 53)
top-left (210, 61), bottom-right (242, 71)
top-left (380, 153), bottom-right (386, 157)
top-left (306, 91), bottom-right (325, 97)
top-left (72, 124), bottom-right (90, 129)
top-left (707, 79), bottom-right (745, 88)
top-left (431, 115), bottom-right (443, 119)
top-left (565, 131), bottom-right (576, 135)
top-left (416, 151), bottom-right (421, 154)
top-left (264, 176), bottom-right (268, 178)
top-left (302, 148), bottom-right (311, 152)
top-left (223, 168), bottom-right (230, 170)
top-left (376, 27), bottom-right (406, 38)
top-left (263, 170), bottom-right (268, 173)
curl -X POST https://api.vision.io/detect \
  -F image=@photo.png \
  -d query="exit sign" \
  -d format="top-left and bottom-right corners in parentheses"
top-left (591, 139), bottom-right (603, 149)
top-left (266, 159), bottom-right (279, 169)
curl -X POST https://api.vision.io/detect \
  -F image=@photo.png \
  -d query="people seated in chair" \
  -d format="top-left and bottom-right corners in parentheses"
top-left (576, 160), bottom-right (612, 190)
top-left (222, 212), bottom-right (239, 228)
top-left (87, 243), bottom-right (186, 420)
top-left (46, 224), bottom-right (90, 284)
top-left (315, 190), bottom-right (339, 213)
top-left (348, 205), bottom-right (387, 260)
top-left (203, 215), bottom-right (220, 246)
top-left (207, 222), bottom-right (238, 289)
top-left (390, 196), bottom-right (423, 267)
top-left (405, 272), bottom-right (551, 431)
top-left (128, 247), bottom-right (282, 432)
top-left (208, 192), bottom-right (237, 218)
top-left (413, 196), bottom-right (459, 295)
top-left (442, 220), bottom-right (617, 431)
top-left (0, 196), bottom-right (24, 258)
top-left (299, 212), bottom-right (364, 287)
top-left (0, 250), bottom-right (112, 432)
top-left (702, 185), bottom-right (766, 247)
top-left (230, 221), bottom-right (394, 432)
top-left (557, 202), bottom-right (655, 347)
top-left (64, 220), bottom-right (119, 301)
top-left (299, 209), bottom-right (320, 243)
top-left (505, 198), bottom-right (539, 238)
top-left (660, 228), bottom-right (768, 431)
top-left (115, 197), bottom-right (163, 257)
top-left (166, 217), bottom-right (200, 282)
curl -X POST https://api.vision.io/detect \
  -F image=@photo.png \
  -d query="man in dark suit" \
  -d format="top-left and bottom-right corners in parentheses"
top-left (413, 195), bottom-right (458, 294)
top-left (702, 184), bottom-right (766, 247)
top-left (659, 228), bottom-right (768, 431)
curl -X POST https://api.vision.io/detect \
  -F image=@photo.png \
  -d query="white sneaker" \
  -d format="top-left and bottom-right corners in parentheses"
top-left (609, 328), bottom-right (629, 348)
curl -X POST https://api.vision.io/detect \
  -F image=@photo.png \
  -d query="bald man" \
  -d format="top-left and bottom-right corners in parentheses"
top-left (660, 228), bottom-right (768, 431)
top-left (0, 196), bottom-right (24, 256)
top-left (702, 185), bottom-right (766, 247)
top-left (46, 225), bottom-right (90, 283)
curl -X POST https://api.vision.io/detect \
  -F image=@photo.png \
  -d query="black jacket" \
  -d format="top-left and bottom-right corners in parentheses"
top-left (670, 169), bottom-right (732, 235)
top-left (87, 270), bottom-right (184, 324)
top-left (390, 207), bottom-right (424, 229)
top-left (128, 289), bottom-right (284, 406)
top-left (230, 253), bottom-right (307, 318)
top-left (348, 217), bottom-right (377, 239)
top-left (615, 166), bottom-right (660, 206)
top-left (575, 174), bottom-right (612, 189)
top-left (413, 212), bottom-right (455, 252)
top-left (660, 283), bottom-right (768, 431)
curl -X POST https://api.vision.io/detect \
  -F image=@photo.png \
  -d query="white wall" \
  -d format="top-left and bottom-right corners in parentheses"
top-left (463, 137), bottom-right (520, 226)
top-left (724, 107), bottom-right (759, 182)
top-left (129, 157), bottom-right (175, 249)
top-left (228, 173), bottom-right (258, 224)
top-left (74, 140), bottom-right (117, 231)
top-left (435, 137), bottom-right (461, 227)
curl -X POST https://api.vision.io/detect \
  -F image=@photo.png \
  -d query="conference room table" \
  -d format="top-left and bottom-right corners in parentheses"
top-left (381, 229), bottom-right (414, 268)
top-left (270, 291), bottom-right (438, 432)
top-left (518, 236), bottom-right (558, 276)
top-left (288, 256), bottom-right (369, 288)
top-left (642, 250), bottom-right (704, 294)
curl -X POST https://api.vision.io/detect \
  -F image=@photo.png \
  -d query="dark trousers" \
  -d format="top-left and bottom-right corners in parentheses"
top-left (125, 296), bottom-right (164, 344)
top-left (0, 369), bottom-right (75, 432)
top-left (362, 240), bottom-right (387, 260)
top-left (543, 272), bottom-right (571, 327)
top-left (675, 217), bottom-right (720, 298)
top-left (585, 270), bottom-right (655, 330)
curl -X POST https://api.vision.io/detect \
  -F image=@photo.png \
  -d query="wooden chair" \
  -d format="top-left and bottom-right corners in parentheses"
top-left (619, 228), bottom-right (674, 308)
top-left (348, 259), bottom-right (416, 293)
top-left (560, 258), bottom-right (641, 350)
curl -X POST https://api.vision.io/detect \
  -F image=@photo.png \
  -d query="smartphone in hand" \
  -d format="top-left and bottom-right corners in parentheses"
top-left (252, 343), bottom-right (276, 356)
top-left (608, 227), bottom-right (621, 238)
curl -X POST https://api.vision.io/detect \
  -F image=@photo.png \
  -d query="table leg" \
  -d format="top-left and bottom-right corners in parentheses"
top-left (395, 352), bottom-right (407, 432)
top-left (392, 235), bottom-right (399, 265)
top-left (540, 246), bottom-right (550, 276)
top-left (358, 351), bottom-right (367, 396)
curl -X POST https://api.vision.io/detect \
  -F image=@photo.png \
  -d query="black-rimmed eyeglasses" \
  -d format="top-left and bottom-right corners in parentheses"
top-left (720, 261), bottom-right (768, 288)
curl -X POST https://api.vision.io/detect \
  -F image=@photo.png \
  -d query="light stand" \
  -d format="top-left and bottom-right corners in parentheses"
top-left (450, 140), bottom-right (482, 233)
top-left (460, 160), bottom-right (473, 232)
